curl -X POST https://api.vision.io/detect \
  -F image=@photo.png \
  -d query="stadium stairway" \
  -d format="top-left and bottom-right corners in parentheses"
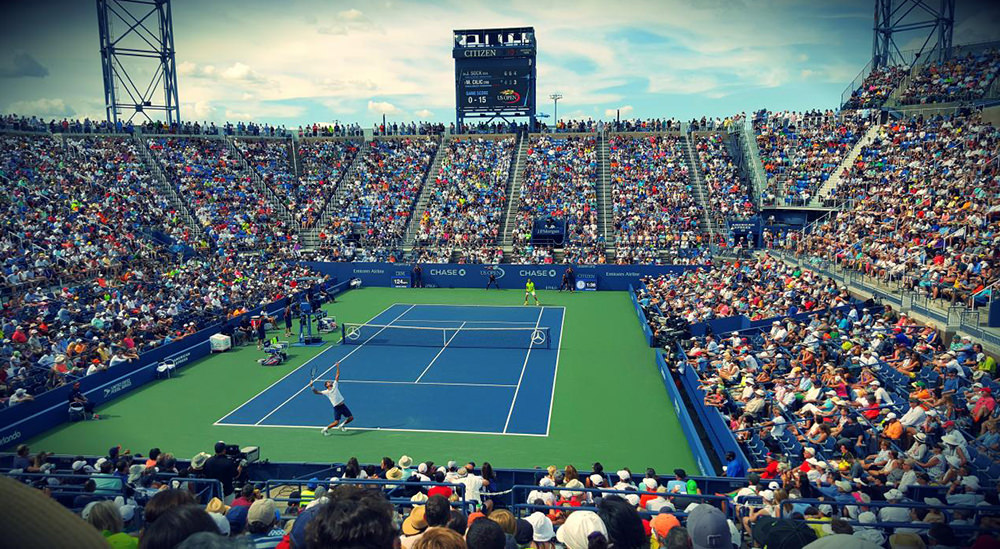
top-left (403, 135), bottom-right (449, 249)
top-left (131, 132), bottom-right (207, 241)
top-left (679, 134), bottom-right (719, 240)
top-left (225, 136), bottom-right (298, 230)
top-left (500, 131), bottom-right (530, 253)
top-left (300, 139), bottom-right (370, 249)
top-left (290, 139), bottom-right (303, 178)
top-left (597, 131), bottom-right (614, 260)
top-left (810, 123), bottom-right (881, 207)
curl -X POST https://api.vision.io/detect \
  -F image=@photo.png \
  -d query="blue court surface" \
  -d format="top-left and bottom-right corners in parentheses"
top-left (215, 304), bottom-right (564, 436)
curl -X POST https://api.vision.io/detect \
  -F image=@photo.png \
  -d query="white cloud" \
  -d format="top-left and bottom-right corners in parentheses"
top-left (192, 101), bottom-right (215, 119)
top-left (368, 100), bottom-right (402, 115)
top-left (605, 105), bottom-right (633, 117)
top-left (7, 97), bottom-right (75, 117)
top-left (220, 62), bottom-right (266, 83)
top-left (180, 61), bottom-right (265, 84)
top-left (414, 109), bottom-right (434, 118)
top-left (338, 9), bottom-right (365, 21)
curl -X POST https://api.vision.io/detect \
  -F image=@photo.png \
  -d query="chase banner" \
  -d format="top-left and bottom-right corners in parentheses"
top-left (302, 262), bottom-right (703, 291)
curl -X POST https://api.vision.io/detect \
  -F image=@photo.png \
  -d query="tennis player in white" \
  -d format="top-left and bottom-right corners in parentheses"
top-left (312, 362), bottom-right (354, 435)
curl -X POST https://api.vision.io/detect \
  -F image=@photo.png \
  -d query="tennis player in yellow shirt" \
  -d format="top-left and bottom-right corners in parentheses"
top-left (524, 279), bottom-right (540, 306)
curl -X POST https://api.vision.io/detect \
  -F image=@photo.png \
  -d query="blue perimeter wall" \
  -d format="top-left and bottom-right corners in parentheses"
top-left (302, 262), bottom-right (702, 291)
top-left (655, 353), bottom-right (714, 476)
top-left (0, 279), bottom-right (349, 450)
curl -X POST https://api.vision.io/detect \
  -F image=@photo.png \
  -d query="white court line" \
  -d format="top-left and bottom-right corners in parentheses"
top-left (414, 321), bottom-right (466, 383)
top-left (338, 379), bottom-right (516, 388)
top-left (392, 302), bottom-right (566, 310)
top-left (251, 304), bottom-right (416, 426)
top-left (215, 303), bottom-right (400, 424)
top-left (393, 319), bottom-right (539, 325)
top-left (544, 307), bottom-right (566, 437)
top-left (502, 306), bottom-right (545, 433)
top-left (212, 422), bottom-right (547, 437)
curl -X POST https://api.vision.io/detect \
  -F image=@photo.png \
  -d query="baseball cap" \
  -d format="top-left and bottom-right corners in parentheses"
top-left (751, 516), bottom-right (779, 547)
top-left (289, 504), bottom-right (320, 549)
top-left (650, 513), bottom-right (680, 539)
top-left (687, 504), bottom-right (729, 549)
top-left (247, 498), bottom-right (276, 526)
top-left (765, 519), bottom-right (817, 549)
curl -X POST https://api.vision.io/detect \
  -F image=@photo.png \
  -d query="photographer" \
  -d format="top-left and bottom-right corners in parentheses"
top-left (203, 441), bottom-right (243, 503)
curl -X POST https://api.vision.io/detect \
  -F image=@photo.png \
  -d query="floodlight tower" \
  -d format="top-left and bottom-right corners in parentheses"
top-left (96, 0), bottom-right (181, 125)
top-left (872, 0), bottom-right (955, 68)
top-left (549, 93), bottom-right (563, 130)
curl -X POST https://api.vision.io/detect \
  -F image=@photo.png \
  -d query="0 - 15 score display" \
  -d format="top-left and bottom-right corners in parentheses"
top-left (458, 58), bottom-right (533, 112)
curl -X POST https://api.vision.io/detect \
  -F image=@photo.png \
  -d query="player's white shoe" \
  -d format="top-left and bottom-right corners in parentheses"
top-left (321, 427), bottom-right (330, 436)
top-left (339, 423), bottom-right (347, 432)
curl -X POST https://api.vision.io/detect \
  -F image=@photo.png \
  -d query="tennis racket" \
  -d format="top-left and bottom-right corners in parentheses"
top-left (309, 365), bottom-right (318, 387)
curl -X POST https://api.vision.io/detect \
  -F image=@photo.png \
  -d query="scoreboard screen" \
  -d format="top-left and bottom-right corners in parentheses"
top-left (453, 28), bottom-right (536, 123)
top-left (457, 58), bottom-right (533, 112)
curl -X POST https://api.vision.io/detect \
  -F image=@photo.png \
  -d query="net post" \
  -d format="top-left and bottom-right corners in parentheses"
top-left (341, 323), bottom-right (346, 342)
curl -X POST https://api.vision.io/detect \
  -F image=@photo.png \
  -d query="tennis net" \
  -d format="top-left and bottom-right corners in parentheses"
top-left (340, 323), bottom-right (550, 349)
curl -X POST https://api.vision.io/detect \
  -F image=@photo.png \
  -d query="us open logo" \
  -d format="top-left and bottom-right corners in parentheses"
top-left (481, 266), bottom-right (505, 279)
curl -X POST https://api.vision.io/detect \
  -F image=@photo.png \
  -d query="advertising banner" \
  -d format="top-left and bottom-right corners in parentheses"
top-left (303, 262), bottom-right (703, 292)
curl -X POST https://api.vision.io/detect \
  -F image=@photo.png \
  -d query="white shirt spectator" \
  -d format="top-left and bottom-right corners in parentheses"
top-left (873, 385), bottom-right (893, 406)
top-left (458, 472), bottom-right (484, 504)
top-left (878, 504), bottom-right (911, 523)
top-left (900, 405), bottom-right (925, 428)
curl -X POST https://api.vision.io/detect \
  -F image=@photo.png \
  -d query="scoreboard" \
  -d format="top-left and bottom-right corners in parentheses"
top-left (457, 59), bottom-right (533, 111)
top-left (453, 28), bottom-right (536, 126)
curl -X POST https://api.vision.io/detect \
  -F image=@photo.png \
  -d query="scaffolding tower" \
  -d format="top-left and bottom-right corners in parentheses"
top-left (872, 0), bottom-right (955, 68)
top-left (96, 0), bottom-right (181, 125)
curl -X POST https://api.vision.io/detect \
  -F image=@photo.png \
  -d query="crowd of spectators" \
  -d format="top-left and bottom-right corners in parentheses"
top-left (235, 138), bottom-right (361, 229)
top-left (696, 134), bottom-right (755, 224)
top-left (899, 49), bottom-right (1000, 106)
top-left (512, 136), bottom-right (603, 264)
top-left (414, 137), bottom-right (514, 264)
top-left (1, 135), bottom-right (199, 295)
top-left (294, 139), bottom-right (361, 228)
top-left (637, 255), bottom-right (851, 325)
top-left (297, 122), bottom-right (364, 138)
top-left (148, 137), bottom-right (295, 250)
top-left (843, 66), bottom-right (910, 110)
top-left (11, 432), bottom-right (1000, 549)
top-left (609, 135), bottom-right (705, 264)
top-left (754, 110), bottom-right (872, 206)
top-left (316, 138), bottom-right (438, 262)
top-left (667, 292), bottom-right (1000, 546)
top-left (374, 121), bottom-right (447, 136)
top-left (788, 113), bottom-right (1000, 308)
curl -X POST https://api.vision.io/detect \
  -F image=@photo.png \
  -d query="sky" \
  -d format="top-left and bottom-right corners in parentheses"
top-left (1, 0), bottom-right (998, 127)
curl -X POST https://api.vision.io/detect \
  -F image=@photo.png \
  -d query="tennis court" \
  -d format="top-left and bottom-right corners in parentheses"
top-left (215, 303), bottom-right (565, 436)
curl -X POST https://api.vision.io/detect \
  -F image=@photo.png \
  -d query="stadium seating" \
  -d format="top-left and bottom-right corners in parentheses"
top-left (843, 65), bottom-right (909, 110)
top-left (148, 137), bottom-right (294, 249)
top-left (512, 136), bottom-right (603, 264)
top-left (696, 134), bottom-right (755, 225)
top-left (788, 113), bottom-right (1000, 307)
top-left (609, 134), bottom-right (706, 264)
top-left (414, 137), bottom-right (514, 264)
top-left (754, 111), bottom-right (871, 206)
top-left (898, 49), bottom-right (1000, 105)
top-left (316, 137), bottom-right (438, 262)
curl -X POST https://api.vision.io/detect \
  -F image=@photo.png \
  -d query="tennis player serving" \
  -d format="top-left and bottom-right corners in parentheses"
top-left (524, 278), bottom-right (540, 306)
top-left (312, 362), bottom-right (354, 435)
